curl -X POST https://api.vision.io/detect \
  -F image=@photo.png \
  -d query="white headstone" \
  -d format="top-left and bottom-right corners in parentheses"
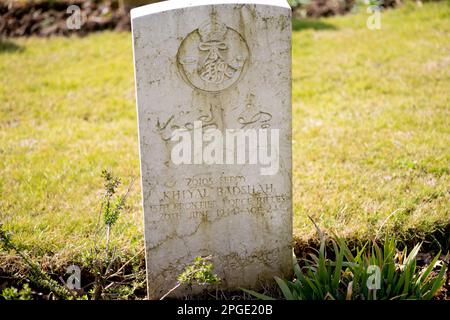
top-left (132, 0), bottom-right (292, 299)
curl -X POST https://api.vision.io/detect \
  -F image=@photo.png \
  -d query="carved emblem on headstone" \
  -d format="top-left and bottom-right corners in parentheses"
top-left (177, 14), bottom-right (249, 92)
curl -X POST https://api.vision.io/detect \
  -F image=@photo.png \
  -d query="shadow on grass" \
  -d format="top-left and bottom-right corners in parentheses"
top-left (0, 39), bottom-right (24, 53)
top-left (292, 18), bottom-right (337, 31)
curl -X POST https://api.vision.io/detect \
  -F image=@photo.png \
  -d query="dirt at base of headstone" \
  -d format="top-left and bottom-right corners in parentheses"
top-left (0, 0), bottom-right (131, 37)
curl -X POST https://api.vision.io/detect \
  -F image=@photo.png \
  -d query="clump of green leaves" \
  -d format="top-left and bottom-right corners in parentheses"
top-left (178, 256), bottom-right (221, 286)
top-left (243, 236), bottom-right (353, 300)
top-left (1, 283), bottom-right (32, 300)
top-left (161, 256), bottom-right (220, 300)
top-left (340, 238), bottom-right (447, 300)
top-left (244, 236), bottom-right (447, 300)
top-left (287, 238), bottom-right (352, 300)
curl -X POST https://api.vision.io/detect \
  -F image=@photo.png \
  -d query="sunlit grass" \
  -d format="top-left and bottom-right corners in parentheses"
top-left (0, 33), bottom-right (143, 258)
top-left (0, 2), bottom-right (449, 261)
top-left (292, 2), bottom-right (450, 240)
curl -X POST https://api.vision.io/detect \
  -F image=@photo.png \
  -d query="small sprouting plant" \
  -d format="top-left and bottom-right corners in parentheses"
top-left (1, 283), bottom-right (32, 300)
top-left (178, 256), bottom-right (221, 286)
top-left (88, 170), bottom-right (136, 300)
top-left (161, 256), bottom-right (220, 300)
top-left (102, 170), bottom-right (124, 226)
top-left (100, 169), bottom-right (129, 249)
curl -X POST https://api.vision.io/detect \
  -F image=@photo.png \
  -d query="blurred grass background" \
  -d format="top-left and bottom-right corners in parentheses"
top-left (0, 1), bottom-right (449, 262)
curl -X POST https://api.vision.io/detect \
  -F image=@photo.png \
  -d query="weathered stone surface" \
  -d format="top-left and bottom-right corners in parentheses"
top-left (132, 0), bottom-right (292, 299)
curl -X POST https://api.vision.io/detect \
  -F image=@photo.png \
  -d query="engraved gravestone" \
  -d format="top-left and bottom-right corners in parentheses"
top-left (131, 0), bottom-right (292, 299)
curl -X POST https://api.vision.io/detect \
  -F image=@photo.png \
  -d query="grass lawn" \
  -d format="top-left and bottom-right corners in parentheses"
top-left (0, 2), bottom-right (449, 264)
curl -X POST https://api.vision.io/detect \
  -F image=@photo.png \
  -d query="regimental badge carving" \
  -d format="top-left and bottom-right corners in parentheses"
top-left (177, 14), bottom-right (249, 92)
top-left (237, 93), bottom-right (272, 129)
